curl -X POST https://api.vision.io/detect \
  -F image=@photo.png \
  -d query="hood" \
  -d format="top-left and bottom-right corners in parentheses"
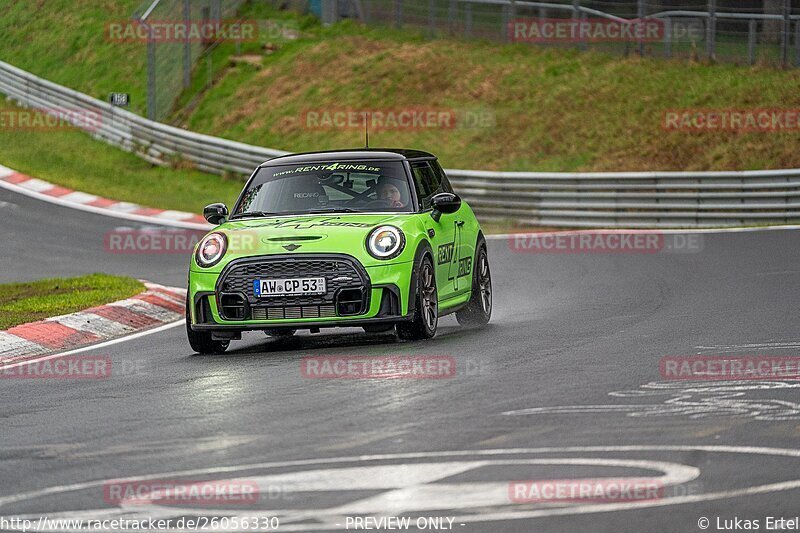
top-left (205, 213), bottom-right (415, 264)
top-left (222, 213), bottom-right (404, 234)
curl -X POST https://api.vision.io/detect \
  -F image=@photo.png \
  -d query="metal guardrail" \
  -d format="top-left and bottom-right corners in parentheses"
top-left (2, 59), bottom-right (800, 229)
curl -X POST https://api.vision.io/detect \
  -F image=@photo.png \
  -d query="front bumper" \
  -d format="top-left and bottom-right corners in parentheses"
top-left (188, 253), bottom-right (414, 331)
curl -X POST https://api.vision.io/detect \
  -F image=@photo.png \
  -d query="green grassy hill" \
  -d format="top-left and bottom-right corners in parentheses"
top-left (1, 1), bottom-right (799, 177)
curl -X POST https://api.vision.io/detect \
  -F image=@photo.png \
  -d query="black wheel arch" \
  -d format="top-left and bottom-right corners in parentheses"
top-left (407, 239), bottom-right (434, 315)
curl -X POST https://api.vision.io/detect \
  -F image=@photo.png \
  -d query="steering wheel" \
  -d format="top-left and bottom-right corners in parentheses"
top-left (359, 199), bottom-right (393, 209)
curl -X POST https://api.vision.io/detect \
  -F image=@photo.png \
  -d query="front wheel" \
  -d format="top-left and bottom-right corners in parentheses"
top-left (397, 255), bottom-right (438, 340)
top-left (456, 242), bottom-right (492, 327)
top-left (186, 301), bottom-right (229, 354)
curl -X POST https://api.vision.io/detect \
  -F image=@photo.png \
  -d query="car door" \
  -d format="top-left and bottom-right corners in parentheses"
top-left (410, 160), bottom-right (462, 301)
top-left (432, 161), bottom-right (474, 297)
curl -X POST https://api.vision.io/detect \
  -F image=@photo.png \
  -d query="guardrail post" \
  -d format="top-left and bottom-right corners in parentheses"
top-left (637, 0), bottom-right (645, 56)
top-left (796, 21), bottom-right (800, 67)
top-left (664, 18), bottom-right (672, 58)
top-left (394, 0), bottom-right (403, 28)
top-left (428, 0), bottom-right (435, 37)
top-left (146, 23), bottom-right (156, 121)
top-left (465, 2), bottom-right (472, 38)
top-left (213, 0), bottom-right (221, 22)
top-left (501, 3), bottom-right (509, 42)
top-left (781, 0), bottom-right (790, 67)
top-left (580, 11), bottom-right (588, 51)
top-left (509, 0), bottom-right (516, 43)
top-left (183, 0), bottom-right (191, 89)
top-left (706, 0), bottom-right (716, 61)
top-left (572, 0), bottom-right (585, 52)
top-left (748, 19), bottom-right (757, 66)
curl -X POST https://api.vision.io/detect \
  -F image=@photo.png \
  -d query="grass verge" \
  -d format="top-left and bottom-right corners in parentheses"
top-left (0, 274), bottom-right (144, 330)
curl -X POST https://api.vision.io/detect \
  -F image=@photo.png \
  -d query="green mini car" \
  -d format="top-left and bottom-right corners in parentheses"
top-left (186, 149), bottom-right (492, 353)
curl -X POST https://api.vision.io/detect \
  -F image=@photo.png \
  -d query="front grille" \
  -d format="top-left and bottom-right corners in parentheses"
top-left (217, 254), bottom-right (369, 319)
top-left (252, 305), bottom-right (336, 320)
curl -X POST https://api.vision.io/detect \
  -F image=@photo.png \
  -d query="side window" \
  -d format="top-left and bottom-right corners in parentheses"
top-left (410, 161), bottom-right (442, 209)
top-left (431, 161), bottom-right (453, 193)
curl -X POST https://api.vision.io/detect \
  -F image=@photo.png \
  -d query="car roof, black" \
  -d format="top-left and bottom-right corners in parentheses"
top-left (259, 148), bottom-right (436, 167)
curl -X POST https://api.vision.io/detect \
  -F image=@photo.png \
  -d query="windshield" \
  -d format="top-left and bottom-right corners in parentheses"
top-left (232, 161), bottom-right (414, 218)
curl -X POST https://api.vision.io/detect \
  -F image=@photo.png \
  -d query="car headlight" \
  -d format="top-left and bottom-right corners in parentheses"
top-left (366, 226), bottom-right (405, 259)
top-left (196, 232), bottom-right (227, 267)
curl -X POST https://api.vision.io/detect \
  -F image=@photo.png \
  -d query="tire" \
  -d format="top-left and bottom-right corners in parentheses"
top-left (397, 255), bottom-right (438, 340)
top-left (186, 301), bottom-right (229, 354)
top-left (456, 241), bottom-right (492, 327)
top-left (264, 329), bottom-right (296, 338)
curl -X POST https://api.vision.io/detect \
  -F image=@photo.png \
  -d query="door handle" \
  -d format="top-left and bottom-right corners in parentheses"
top-left (456, 220), bottom-right (465, 227)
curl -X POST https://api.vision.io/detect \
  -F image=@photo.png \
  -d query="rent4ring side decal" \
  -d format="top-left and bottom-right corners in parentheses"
top-left (437, 221), bottom-right (472, 293)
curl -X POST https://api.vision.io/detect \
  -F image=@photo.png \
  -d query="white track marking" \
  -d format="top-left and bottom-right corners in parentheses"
top-left (51, 312), bottom-right (137, 338)
top-left (105, 202), bottom-right (141, 213)
top-left (0, 164), bottom-right (15, 178)
top-left (696, 341), bottom-right (800, 352)
top-left (9, 457), bottom-right (697, 530)
top-left (0, 332), bottom-right (50, 359)
top-left (0, 447), bottom-right (798, 532)
top-left (154, 210), bottom-right (198, 221)
top-left (0, 321), bottom-right (183, 372)
top-left (17, 178), bottom-right (54, 192)
top-left (142, 281), bottom-right (187, 296)
top-left (59, 191), bottom-right (99, 204)
top-left (503, 380), bottom-right (800, 421)
top-left (105, 299), bottom-right (181, 322)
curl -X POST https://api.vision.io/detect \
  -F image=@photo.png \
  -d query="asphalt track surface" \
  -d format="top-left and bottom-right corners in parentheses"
top-left (2, 186), bottom-right (800, 532)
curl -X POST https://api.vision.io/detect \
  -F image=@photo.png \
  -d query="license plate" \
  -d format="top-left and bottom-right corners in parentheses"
top-left (253, 277), bottom-right (326, 297)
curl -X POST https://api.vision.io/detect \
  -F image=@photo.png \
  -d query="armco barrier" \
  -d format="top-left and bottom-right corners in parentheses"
top-left (2, 59), bottom-right (800, 228)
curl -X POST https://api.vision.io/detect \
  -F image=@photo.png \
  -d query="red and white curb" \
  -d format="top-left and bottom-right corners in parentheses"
top-left (0, 164), bottom-right (211, 230)
top-left (0, 282), bottom-right (186, 364)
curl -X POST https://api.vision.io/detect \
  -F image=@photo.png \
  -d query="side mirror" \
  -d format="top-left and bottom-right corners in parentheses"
top-left (430, 192), bottom-right (461, 222)
top-left (203, 203), bottom-right (228, 225)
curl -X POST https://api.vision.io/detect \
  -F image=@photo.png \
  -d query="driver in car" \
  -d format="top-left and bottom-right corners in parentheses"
top-left (376, 177), bottom-right (407, 208)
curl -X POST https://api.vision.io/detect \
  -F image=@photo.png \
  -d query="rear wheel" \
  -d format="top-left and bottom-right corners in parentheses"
top-left (456, 242), bottom-right (492, 327)
top-left (397, 256), bottom-right (438, 340)
top-left (186, 301), bottom-right (229, 354)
